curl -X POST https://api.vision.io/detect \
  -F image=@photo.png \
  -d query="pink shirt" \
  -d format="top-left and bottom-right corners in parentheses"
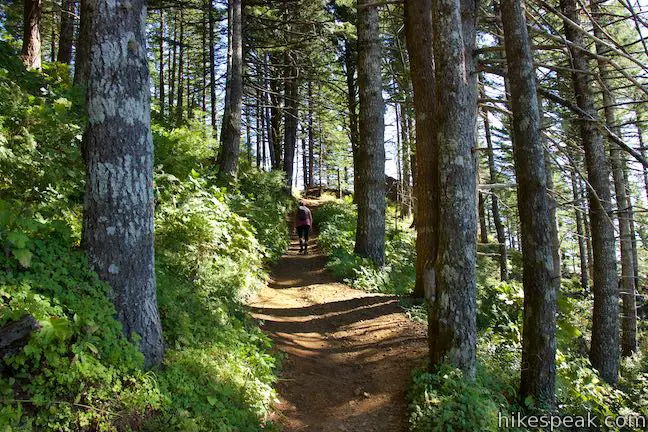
top-left (296, 206), bottom-right (312, 227)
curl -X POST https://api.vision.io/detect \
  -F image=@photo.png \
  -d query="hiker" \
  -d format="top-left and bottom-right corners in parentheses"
top-left (295, 201), bottom-right (313, 254)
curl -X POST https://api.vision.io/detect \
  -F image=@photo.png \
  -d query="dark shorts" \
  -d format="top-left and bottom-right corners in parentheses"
top-left (297, 225), bottom-right (310, 241)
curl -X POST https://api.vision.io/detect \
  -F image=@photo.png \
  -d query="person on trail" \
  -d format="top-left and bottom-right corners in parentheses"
top-left (295, 201), bottom-right (312, 254)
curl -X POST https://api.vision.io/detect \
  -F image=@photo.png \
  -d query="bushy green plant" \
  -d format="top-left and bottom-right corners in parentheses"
top-left (0, 49), bottom-right (284, 431)
top-left (0, 202), bottom-right (164, 431)
top-left (0, 46), bottom-right (85, 216)
top-left (230, 166), bottom-right (292, 262)
top-left (408, 365), bottom-right (501, 432)
top-left (316, 199), bottom-right (416, 295)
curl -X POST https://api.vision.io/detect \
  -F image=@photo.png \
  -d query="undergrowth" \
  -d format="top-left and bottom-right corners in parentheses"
top-left (0, 42), bottom-right (287, 431)
top-left (317, 198), bottom-right (648, 432)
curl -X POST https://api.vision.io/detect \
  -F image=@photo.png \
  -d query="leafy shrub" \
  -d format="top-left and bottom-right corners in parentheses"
top-left (0, 50), bottom-right (283, 431)
top-left (0, 51), bottom-right (85, 215)
top-left (152, 119), bottom-right (215, 180)
top-left (408, 365), bottom-right (501, 432)
top-left (231, 166), bottom-right (292, 263)
top-left (316, 199), bottom-right (416, 295)
top-left (155, 170), bottom-right (266, 301)
top-left (0, 203), bottom-right (164, 431)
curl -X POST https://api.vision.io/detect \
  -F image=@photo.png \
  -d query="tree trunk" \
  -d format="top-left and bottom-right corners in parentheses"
top-left (169, 11), bottom-right (177, 111)
top-left (21, 0), bottom-right (42, 69)
top-left (484, 112), bottom-right (508, 281)
top-left (218, 0), bottom-right (243, 178)
top-left (636, 114), bottom-right (648, 204)
top-left (159, 10), bottom-right (165, 116)
top-left (57, 0), bottom-right (74, 64)
top-left (176, 11), bottom-right (184, 124)
top-left (302, 134), bottom-right (308, 190)
top-left (209, 0), bottom-right (217, 136)
top-left (257, 85), bottom-right (262, 168)
top-left (429, 0), bottom-right (478, 377)
top-left (308, 81), bottom-right (315, 188)
top-left (73, 0), bottom-right (91, 86)
top-left (82, 0), bottom-right (163, 367)
top-left (344, 38), bottom-right (360, 198)
top-left (283, 52), bottom-right (299, 188)
top-left (269, 53), bottom-right (283, 170)
top-left (590, 0), bottom-right (637, 357)
top-left (478, 193), bottom-right (488, 243)
top-left (501, 0), bottom-right (556, 404)
top-left (560, 0), bottom-right (619, 384)
top-left (399, 102), bottom-right (412, 218)
top-left (405, 0), bottom-right (437, 300)
top-left (570, 162), bottom-right (589, 290)
top-left (354, 0), bottom-right (385, 266)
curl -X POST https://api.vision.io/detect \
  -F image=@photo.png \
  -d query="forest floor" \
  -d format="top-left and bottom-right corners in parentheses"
top-left (248, 198), bottom-right (428, 432)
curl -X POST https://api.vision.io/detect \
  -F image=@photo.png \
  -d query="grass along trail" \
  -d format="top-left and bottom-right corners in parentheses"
top-left (248, 198), bottom-right (427, 431)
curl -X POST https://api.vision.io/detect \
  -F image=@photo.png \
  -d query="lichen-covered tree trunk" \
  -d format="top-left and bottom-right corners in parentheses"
top-left (430, 0), bottom-right (478, 376)
top-left (82, 0), bottom-right (163, 367)
top-left (21, 0), bottom-right (42, 69)
top-left (354, 0), bottom-right (385, 266)
top-left (560, 0), bottom-right (619, 384)
top-left (404, 0), bottom-right (437, 301)
top-left (56, 0), bottom-right (74, 64)
top-left (501, 0), bottom-right (556, 404)
top-left (590, 0), bottom-right (637, 357)
top-left (218, 0), bottom-right (243, 178)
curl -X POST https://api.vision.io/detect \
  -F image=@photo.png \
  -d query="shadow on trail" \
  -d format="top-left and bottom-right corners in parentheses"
top-left (248, 225), bottom-right (427, 432)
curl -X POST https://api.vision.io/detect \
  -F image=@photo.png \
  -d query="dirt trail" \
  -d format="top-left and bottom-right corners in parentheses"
top-left (248, 199), bottom-right (427, 432)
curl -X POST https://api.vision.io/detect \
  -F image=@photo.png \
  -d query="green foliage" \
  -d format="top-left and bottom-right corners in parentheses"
top-left (316, 199), bottom-right (416, 295)
top-left (408, 365), bottom-right (501, 432)
top-left (0, 203), bottom-right (163, 431)
top-left (0, 45), bottom-right (85, 216)
top-left (231, 166), bottom-right (293, 263)
top-left (0, 51), bottom-right (284, 431)
top-left (152, 120), bottom-right (215, 180)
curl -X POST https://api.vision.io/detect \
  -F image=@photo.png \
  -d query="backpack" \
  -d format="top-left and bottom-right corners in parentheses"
top-left (297, 206), bottom-right (308, 221)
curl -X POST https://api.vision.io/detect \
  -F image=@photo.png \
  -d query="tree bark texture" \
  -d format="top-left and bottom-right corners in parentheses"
top-left (354, 0), bottom-right (385, 266)
top-left (82, 0), bottom-right (164, 366)
top-left (404, 0), bottom-right (437, 301)
top-left (218, 0), bottom-right (243, 178)
top-left (21, 0), bottom-right (42, 69)
top-left (429, 0), bottom-right (478, 377)
top-left (560, 0), bottom-right (619, 384)
top-left (590, 0), bottom-right (637, 357)
top-left (57, 0), bottom-right (74, 64)
top-left (501, 0), bottom-right (556, 405)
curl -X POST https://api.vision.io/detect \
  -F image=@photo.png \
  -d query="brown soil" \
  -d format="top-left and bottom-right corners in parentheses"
top-left (248, 198), bottom-right (427, 432)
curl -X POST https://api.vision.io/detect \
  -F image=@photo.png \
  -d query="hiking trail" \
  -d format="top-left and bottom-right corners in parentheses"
top-left (248, 198), bottom-right (428, 432)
